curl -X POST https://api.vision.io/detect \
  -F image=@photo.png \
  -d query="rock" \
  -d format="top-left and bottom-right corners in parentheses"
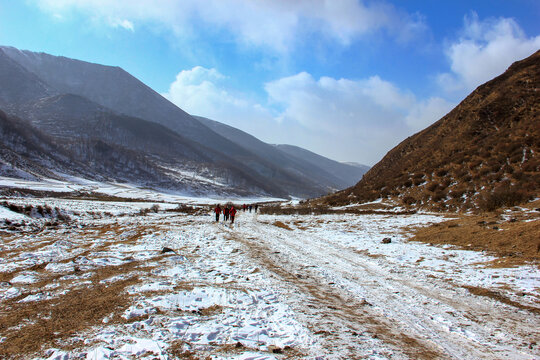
top-left (161, 247), bottom-right (175, 254)
top-left (381, 238), bottom-right (392, 244)
top-left (268, 345), bottom-right (282, 353)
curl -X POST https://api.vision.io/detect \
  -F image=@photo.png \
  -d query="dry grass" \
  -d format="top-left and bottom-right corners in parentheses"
top-left (0, 260), bottom-right (150, 358)
top-left (0, 219), bottom-right (173, 358)
top-left (272, 221), bottom-right (292, 231)
top-left (409, 214), bottom-right (540, 267)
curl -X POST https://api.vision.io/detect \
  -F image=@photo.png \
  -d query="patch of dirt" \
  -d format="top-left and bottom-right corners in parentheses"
top-left (463, 285), bottom-right (540, 315)
top-left (353, 249), bottom-right (386, 259)
top-left (272, 221), bottom-right (292, 231)
top-left (199, 304), bottom-right (224, 316)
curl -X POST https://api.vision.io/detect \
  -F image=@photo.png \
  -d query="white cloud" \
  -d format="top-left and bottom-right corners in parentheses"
top-left (34, 0), bottom-right (425, 52)
top-left (265, 72), bottom-right (451, 164)
top-left (110, 19), bottom-right (134, 32)
top-left (162, 66), bottom-right (274, 131)
top-left (163, 67), bottom-right (453, 165)
top-left (439, 13), bottom-right (540, 95)
top-left (265, 72), bottom-right (415, 133)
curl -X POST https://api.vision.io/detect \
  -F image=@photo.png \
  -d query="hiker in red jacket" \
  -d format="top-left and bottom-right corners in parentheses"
top-left (230, 206), bottom-right (237, 224)
top-left (224, 206), bottom-right (230, 221)
top-left (214, 205), bottom-right (221, 222)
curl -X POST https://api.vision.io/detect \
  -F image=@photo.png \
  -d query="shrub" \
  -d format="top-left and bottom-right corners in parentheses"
top-left (468, 159), bottom-right (482, 170)
top-left (435, 169), bottom-right (448, 177)
top-left (426, 182), bottom-right (439, 192)
top-left (450, 187), bottom-right (465, 199)
top-left (431, 191), bottom-right (447, 202)
top-left (479, 183), bottom-right (530, 211)
top-left (402, 196), bottom-right (416, 205)
top-left (501, 164), bottom-right (514, 174)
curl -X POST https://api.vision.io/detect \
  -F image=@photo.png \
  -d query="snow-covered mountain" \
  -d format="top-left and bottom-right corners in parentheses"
top-left (198, 116), bottom-right (368, 190)
top-left (0, 46), bottom-right (369, 198)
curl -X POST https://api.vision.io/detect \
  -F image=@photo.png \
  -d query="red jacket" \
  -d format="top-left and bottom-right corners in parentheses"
top-left (214, 207), bottom-right (221, 214)
top-left (230, 207), bottom-right (237, 216)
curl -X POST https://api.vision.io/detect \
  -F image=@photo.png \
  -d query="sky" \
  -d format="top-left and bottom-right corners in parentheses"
top-left (1, 1), bottom-right (539, 166)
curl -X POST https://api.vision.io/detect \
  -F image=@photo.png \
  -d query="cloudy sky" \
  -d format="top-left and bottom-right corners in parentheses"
top-left (1, 1), bottom-right (539, 165)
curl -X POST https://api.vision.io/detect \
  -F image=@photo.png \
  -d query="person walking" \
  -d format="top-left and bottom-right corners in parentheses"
top-left (224, 206), bottom-right (230, 222)
top-left (230, 206), bottom-right (237, 224)
top-left (254, 204), bottom-right (258, 213)
top-left (214, 204), bottom-right (221, 222)
top-left (248, 205), bottom-right (252, 213)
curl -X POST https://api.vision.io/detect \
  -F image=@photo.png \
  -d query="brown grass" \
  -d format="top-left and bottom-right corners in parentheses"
top-left (272, 221), bottom-right (292, 231)
top-left (0, 260), bottom-right (150, 358)
top-left (409, 215), bottom-right (540, 267)
top-left (0, 219), bottom-right (169, 359)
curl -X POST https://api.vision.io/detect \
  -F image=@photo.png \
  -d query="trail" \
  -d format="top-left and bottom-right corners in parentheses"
top-left (216, 211), bottom-right (540, 359)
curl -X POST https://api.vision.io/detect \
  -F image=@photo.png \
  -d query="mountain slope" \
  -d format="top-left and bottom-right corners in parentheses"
top-left (323, 50), bottom-right (540, 211)
top-left (197, 116), bottom-right (365, 193)
top-left (274, 144), bottom-right (369, 187)
top-left (0, 46), bottom-right (265, 162)
top-left (0, 50), bottom-right (53, 108)
top-left (1, 46), bottom-right (349, 198)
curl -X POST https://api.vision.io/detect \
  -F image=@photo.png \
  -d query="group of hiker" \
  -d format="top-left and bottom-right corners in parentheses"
top-left (213, 203), bottom-right (259, 223)
top-left (242, 203), bottom-right (258, 213)
top-left (214, 204), bottom-right (237, 223)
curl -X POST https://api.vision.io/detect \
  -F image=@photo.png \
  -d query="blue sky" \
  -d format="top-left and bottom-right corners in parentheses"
top-left (1, 0), bottom-right (539, 165)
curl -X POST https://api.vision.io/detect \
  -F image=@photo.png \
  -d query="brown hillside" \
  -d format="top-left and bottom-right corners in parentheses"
top-left (323, 50), bottom-right (540, 211)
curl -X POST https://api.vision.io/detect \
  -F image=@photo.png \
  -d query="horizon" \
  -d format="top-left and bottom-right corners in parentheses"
top-left (1, 1), bottom-right (539, 166)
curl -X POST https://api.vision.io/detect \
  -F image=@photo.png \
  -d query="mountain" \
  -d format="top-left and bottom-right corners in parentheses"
top-left (274, 144), bottom-right (369, 187)
top-left (0, 45), bottom-right (367, 198)
top-left (322, 50), bottom-right (540, 211)
top-left (197, 116), bottom-right (369, 193)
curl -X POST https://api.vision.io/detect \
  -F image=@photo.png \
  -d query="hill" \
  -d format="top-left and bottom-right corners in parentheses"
top-left (322, 50), bottom-right (540, 211)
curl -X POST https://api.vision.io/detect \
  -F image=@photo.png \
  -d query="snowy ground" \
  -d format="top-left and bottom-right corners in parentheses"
top-left (0, 196), bottom-right (539, 359)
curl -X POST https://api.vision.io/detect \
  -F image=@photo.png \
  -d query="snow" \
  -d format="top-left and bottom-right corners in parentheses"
top-left (0, 176), bottom-right (285, 204)
top-left (0, 195), bottom-right (538, 359)
top-left (0, 205), bottom-right (28, 221)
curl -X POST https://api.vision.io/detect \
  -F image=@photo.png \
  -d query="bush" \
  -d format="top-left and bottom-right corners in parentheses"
top-left (402, 196), bottom-right (416, 205)
top-left (479, 184), bottom-right (531, 211)
top-left (431, 191), bottom-right (447, 202)
top-left (435, 169), bottom-right (448, 177)
top-left (426, 182), bottom-right (439, 192)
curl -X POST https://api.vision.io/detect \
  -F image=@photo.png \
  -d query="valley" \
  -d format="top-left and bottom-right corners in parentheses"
top-left (1, 195), bottom-right (538, 359)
